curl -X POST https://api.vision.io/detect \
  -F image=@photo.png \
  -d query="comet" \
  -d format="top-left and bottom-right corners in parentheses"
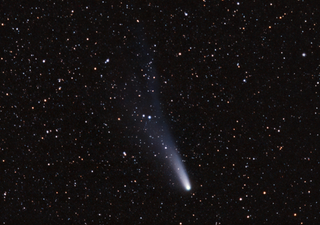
top-left (121, 22), bottom-right (191, 191)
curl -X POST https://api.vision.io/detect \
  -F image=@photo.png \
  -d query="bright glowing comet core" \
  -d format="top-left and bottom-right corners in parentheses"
top-left (182, 174), bottom-right (192, 191)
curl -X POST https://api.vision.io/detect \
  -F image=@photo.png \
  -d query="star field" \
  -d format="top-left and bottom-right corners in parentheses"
top-left (1, 1), bottom-right (319, 224)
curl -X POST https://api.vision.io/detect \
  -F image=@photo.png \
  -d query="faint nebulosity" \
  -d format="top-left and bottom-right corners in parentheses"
top-left (1, 1), bottom-right (319, 224)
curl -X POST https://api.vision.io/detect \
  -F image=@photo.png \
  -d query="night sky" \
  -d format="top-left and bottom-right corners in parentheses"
top-left (1, 1), bottom-right (320, 224)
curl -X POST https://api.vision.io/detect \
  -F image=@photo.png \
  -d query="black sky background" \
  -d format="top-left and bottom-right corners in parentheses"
top-left (1, 1), bottom-right (320, 224)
